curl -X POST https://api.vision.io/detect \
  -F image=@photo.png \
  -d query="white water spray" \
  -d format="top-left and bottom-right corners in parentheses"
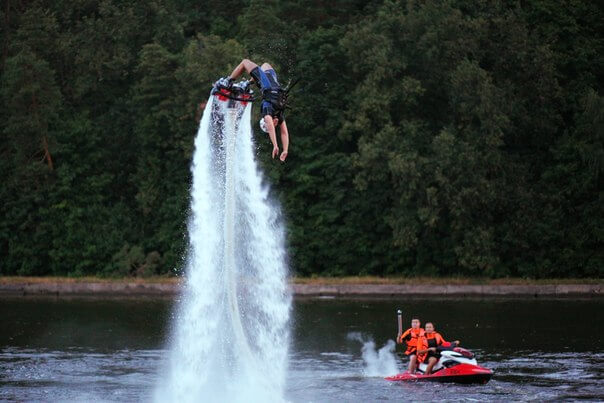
top-left (156, 96), bottom-right (291, 402)
top-left (348, 333), bottom-right (400, 377)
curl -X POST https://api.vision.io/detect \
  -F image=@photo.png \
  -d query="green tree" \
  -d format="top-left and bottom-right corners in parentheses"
top-left (0, 49), bottom-right (62, 274)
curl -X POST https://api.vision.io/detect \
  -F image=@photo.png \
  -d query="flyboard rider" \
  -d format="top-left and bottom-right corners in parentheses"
top-left (215, 59), bottom-right (290, 162)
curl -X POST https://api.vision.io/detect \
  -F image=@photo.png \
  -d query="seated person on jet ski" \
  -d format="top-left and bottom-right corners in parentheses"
top-left (396, 318), bottom-right (424, 374)
top-left (215, 59), bottom-right (290, 162)
top-left (416, 322), bottom-right (460, 375)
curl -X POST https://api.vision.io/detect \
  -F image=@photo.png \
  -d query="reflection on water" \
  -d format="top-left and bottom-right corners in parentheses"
top-left (0, 296), bottom-right (603, 401)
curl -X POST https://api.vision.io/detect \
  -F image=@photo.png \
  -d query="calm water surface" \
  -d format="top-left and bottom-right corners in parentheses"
top-left (1, 296), bottom-right (602, 401)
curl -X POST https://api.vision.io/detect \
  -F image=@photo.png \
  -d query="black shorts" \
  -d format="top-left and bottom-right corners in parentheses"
top-left (250, 66), bottom-right (280, 90)
top-left (426, 351), bottom-right (441, 361)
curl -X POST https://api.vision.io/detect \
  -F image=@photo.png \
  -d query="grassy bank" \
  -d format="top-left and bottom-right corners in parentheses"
top-left (0, 276), bottom-right (601, 285)
top-left (292, 276), bottom-right (604, 285)
top-left (0, 276), bottom-right (181, 284)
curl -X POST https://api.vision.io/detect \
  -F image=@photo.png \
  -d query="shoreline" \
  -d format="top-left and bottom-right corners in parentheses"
top-left (0, 277), bottom-right (600, 297)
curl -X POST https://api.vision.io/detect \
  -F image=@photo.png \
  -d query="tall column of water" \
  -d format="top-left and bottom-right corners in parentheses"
top-left (156, 97), bottom-right (290, 403)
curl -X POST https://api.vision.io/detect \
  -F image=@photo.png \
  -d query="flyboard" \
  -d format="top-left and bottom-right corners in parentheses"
top-left (209, 80), bottom-right (254, 141)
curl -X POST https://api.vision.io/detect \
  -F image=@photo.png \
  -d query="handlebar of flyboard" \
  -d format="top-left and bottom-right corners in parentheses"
top-left (397, 309), bottom-right (403, 337)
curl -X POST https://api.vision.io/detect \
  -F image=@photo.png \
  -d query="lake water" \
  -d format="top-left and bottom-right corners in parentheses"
top-left (1, 296), bottom-right (602, 401)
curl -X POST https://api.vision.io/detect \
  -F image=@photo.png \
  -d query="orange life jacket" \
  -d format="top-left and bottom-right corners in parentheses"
top-left (417, 331), bottom-right (447, 363)
top-left (397, 327), bottom-right (425, 355)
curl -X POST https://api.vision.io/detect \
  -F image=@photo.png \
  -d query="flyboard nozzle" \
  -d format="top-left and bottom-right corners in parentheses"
top-left (397, 309), bottom-right (403, 337)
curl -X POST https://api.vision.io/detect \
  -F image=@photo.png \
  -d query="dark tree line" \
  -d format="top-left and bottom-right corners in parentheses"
top-left (1, 0), bottom-right (602, 278)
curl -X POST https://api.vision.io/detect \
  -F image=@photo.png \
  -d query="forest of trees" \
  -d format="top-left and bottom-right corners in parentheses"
top-left (1, 0), bottom-right (602, 278)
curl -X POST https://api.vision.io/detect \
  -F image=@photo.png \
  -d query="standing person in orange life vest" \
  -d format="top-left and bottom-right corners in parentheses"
top-left (416, 322), bottom-right (460, 375)
top-left (396, 318), bottom-right (424, 374)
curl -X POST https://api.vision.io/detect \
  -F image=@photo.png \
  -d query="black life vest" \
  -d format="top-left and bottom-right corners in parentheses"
top-left (262, 88), bottom-right (288, 113)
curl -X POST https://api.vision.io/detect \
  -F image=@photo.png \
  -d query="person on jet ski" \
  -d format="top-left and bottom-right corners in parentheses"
top-left (416, 322), bottom-right (460, 375)
top-left (215, 59), bottom-right (290, 162)
top-left (397, 318), bottom-right (424, 374)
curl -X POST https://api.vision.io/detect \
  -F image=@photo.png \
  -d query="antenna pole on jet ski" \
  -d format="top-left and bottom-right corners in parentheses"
top-left (397, 309), bottom-right (403, 339)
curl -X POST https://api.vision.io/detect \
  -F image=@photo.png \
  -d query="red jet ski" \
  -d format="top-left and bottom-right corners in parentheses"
top-left (386, 346), bottom-right (493, 384)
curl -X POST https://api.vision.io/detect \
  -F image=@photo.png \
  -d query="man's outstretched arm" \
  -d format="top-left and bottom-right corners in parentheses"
top-left (265, 115), bottom-right (280, 159)
top-left (279, 120), bottom-right (289, 162)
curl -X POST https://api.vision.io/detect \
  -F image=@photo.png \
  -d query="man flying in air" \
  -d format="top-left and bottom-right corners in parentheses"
top-left (215, 59), bottom-right (290, 162)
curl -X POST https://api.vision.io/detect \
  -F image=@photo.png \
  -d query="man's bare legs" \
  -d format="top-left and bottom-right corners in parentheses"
top-left (425, 356), bottom-right (438, 375)
top-left (230, 60), bottom-right (274, 82)
top-left (408, 354), bottom-right (418, 373)
top-left (260, 62), bottom-right (273, 71)
top-left (229, 59), bottom-right (258, 80)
